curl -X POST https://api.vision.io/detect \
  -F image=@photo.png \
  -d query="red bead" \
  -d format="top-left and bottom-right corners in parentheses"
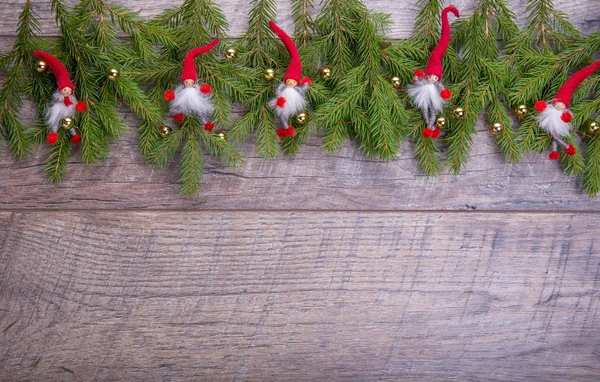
top-left (561, 111), bottom-right (572, 123)
top-left (534, 101), bottom-right (547, 112)
top-left (440, 89), bottom-right (451, 100)
top-left (46, 132), bottom-right (58, 145)
top-left (75, 101), bottom-right (87, 112)
top-left (200, 84), bottom-right (212, 94)
top-left (173, 113), bottom-right (184, 123)
top-left (204, 122), bottom-right (215, 131)
top-left (164, 90), bottom-right (176, 102)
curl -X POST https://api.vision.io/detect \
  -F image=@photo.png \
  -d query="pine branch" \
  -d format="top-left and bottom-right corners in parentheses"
top-left (291, 0), bottom-right (314, 48)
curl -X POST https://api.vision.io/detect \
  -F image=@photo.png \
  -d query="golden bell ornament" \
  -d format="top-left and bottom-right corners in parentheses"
top-left (452, 107), bottom-right (465, 119)
top-left (489, 122), bottom-right (503, 134)
top-left (160, 125), bottom-right (172, 138)
top-left (514, 104), bottom-right (528, 118)
top-left (107, 68), bottom-right (119, 81)
top-left (588, 121), bottom-right (600, 134)
top-left (390, 76), bottom-right (402, 90)
top-left (224, 48), bottom-right (238, 61)
top-left (61, 117), bottom-right (74, 129)
top-left (263, 68), bottom-right (276, 81)
top-left (36, 60), bottom-right (48, 73)
top-left (217, 132), bottom-right (227, 140)
top-left (320, 67), bottom-right (332, 80)
top-left (435, 116), bottom-right (447, 129)
top-left (295, 112), bottom-right (308, 125)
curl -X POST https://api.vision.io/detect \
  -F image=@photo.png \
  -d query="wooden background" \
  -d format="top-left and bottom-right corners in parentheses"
top-left (1, 1), bottom-right (599, 380)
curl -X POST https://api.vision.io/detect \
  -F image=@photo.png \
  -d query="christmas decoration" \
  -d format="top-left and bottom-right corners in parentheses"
top-left (160, 125), bottom-right (172, 137)
top-left (588, 121), bottom-right (600, 134)
top-left (217, 132), bottom-right (227, 140)
top-left (36, 60), bottom-right (47, 72)
top-left (295, 112), bottom-right (308, 125)
top-left (263, 68), bottom-right (276, 80)
top-left (452, 107), bottom-right (465, 119)
top-left (533, 60), bottom-right (600, 160)
top-left (489, 122), bottom-right (504, 134)
top-left (267, 20), bottom-right (311, 139)
top-left (514, 104), bottom-right (528, 118)
top-left (33, 50), bottom-right (87, 145)
top-left (224, 47), bottom-right (238, 61)
top-left (390, 76), bottom-right (402, 90)
top-left (107, 68), bottom-right (119, 81)
top-left (407, 5), bottom-right (459, 139)
top-left (435, 116), bottom-right (446, 129)
top-left (319, 67), bottom-right (331, 79)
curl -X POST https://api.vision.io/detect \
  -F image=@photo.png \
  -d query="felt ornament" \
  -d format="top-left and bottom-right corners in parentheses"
top-left (267, 20), bottom-right (312, 139)
top-left (33, 51), bottom-right (87, 145)
top-left (163, 38), bottom-right (219, 131)
top-left (534, 60), bottom-right (600, 160)
top-left (406, 5), bottom-right (459, 139)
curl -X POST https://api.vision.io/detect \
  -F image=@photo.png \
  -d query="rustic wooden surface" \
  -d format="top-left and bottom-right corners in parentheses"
top-left (1, 1), bottom-right (600, 381)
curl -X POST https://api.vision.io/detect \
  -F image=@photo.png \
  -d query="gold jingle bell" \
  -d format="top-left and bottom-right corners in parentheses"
top-left (435, 116), bottom-right (447, 129)
top-left (489, 122), bottom-right (503, 134)
top-left (320, 67), bottom-right (332, 80)
top-left (588, 121), bottom-right (600, 134)
top-left (160, 125), bottom-right (172, 138)
top-left (514, 104), bottom-right (528, 118)
top-left (263, 68), bottom-right (276, 81)
top-left (224, 48), bottom-right (237, 61)
top-left (452, 107), bottom-right (465, 119)
top-left (295, 112), bottom-right (308, 125)
top-left (36, 60), bottom-right (48, 73)
top-left (217, 132), bottom-right (227, 140)
top-left (107, 68), bottom-right (119, 81)
top-left (390, 76), bottom-right (402, 90)
top-left (61, 117), bottom-right (74, 129)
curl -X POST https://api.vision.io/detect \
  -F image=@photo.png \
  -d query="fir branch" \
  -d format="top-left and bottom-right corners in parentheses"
top-left (291, 0), bottom-right (314, 48)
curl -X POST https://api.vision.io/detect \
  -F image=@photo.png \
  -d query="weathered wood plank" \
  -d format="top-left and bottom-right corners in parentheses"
top-left (0, 211), bottom-right (598, 381)
top-left (0, 0), bottom-right (597, 38)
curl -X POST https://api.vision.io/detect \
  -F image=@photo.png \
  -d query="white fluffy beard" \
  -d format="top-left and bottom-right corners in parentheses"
top-left (170, 85), bottom-right (214, 118)
top-left (46, 92), bottom-right (77, 131)
top-left (536, 104), bottom-right (571, 137)
top-left (269, 85), bottom-right (307, 121)
top-left (407, 82), bottom-right (445, 112)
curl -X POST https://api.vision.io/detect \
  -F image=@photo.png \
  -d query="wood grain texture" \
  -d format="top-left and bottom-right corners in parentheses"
top-left (1, 211), bottom-right (599, 381)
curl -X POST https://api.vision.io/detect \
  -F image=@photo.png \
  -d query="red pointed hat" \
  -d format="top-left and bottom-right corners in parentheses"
top-left (180, 38), bottom-right (220, 82)
top-left (33, 50), bottom-right (74, 91)
top-left (269, 20), bottom-right (301, 82)
top-left (424, 5), bottom-right (460, 78)
top-left (554, 60), bottom-right (600, 107)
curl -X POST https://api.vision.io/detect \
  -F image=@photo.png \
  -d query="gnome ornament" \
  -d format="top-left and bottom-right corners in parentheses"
top-left (534, 60), bottom-right (600, 160)
top-left (268, 20), bottom-right (311, 139)
top-left (407, 5), bottom-right (459, 139)
top-left (33, 51), bottom-right (87, 145)
top-left (163, 39), bottom-right (219, 132)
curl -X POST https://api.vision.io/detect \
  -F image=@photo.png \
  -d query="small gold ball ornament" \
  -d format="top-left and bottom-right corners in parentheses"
top-left (107, 68), bottom-right (119, 81)
top-left (452, 107), bottom-right (465, 119)
top-left (514, 104), bottom-right (528, 118)
top-left (320, 67), bottom-right (332, 80)
top-left (36, 60), bottom-right (48, 73)
top-left (160, 125), bottom-right (172, 138)
top-left (217, 132), bottom-right (227, 140)
top-left (390, 76), bottom-right (402, 90)
top-left (489, 122), bottom-right (504, 134)
top-left (263, 68), bottom-right (276, 81)
top-left (224, 48), bottom-right (238, 61)
top-left (295, 112), bottom-right (308, 125)
top-left (588, 121), bottom-right (600, 134)
top-left (435, 116), bottom-right (447, 129)
top-left (61, 117), bottom-right (74, 129)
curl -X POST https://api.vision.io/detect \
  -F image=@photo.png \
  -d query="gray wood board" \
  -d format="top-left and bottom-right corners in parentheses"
top-left (1, 210), bottom-right (599, 381)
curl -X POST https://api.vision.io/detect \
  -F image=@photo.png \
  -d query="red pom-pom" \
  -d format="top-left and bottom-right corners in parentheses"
top-left (276, 97), bottom-right (286, 108)
top-left (63, 96), bottom-right (73, 107)
top-left (440, 89), bottom-right (451, 100)
top-left (422, 128), bottom-right (433, 138)
top-left (414, 69), bottom-right (425, 77)
top-left (534, 101), bottom-right (547, 112)
top-left (565, 144), bottom-right (576, 156)
top-left (301, 76), bottom-right (312, 85)
top-left (75, 101), bottom-right (87, 112)
top-left (70, 134), bottom-right (81, 144)
top-left (431, 127), bottom-right (441, 139)
top-left (173, 113), bottom-right (184, 123)
top-left (164, 90), bottom-right (176, 102)
top-left (286, 126), bottom-right (296, 137)
top-left (46, 132), bottom-right (58, 145)
top-left (548, 151), bottom-right (560, 160)
top-left (204, 122), bottom-right (215, 132)
top-left (200, 84), bottom-right (212, 94)
top-left (276, 128), bottom-right (287, 139)
top-left (561, 111), bottom-right (572, 123)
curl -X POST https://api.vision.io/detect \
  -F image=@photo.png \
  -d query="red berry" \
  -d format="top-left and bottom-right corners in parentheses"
top-left (164, 90), bottom-right (176, 102)
top-left (276, 97), bottom-right (286, 108)
top-left (534, 101), bottom-right (547, 112)
top-left (561, 111), bottom-right (572, 123)
top-left (70, 134), bottom-right (81, 144)
top-left (46, 132), bottom-right (58, 145)
top-left (200, 84), bottom-right (212, 94)
top-left (75, 101), bottom-right (87, 112)
top-left (548, 151), bottom-right (560, 160)
top-left (565, 144), bottom-right (576, 156)
top-left (440, 89), bottom-right (451, 100)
